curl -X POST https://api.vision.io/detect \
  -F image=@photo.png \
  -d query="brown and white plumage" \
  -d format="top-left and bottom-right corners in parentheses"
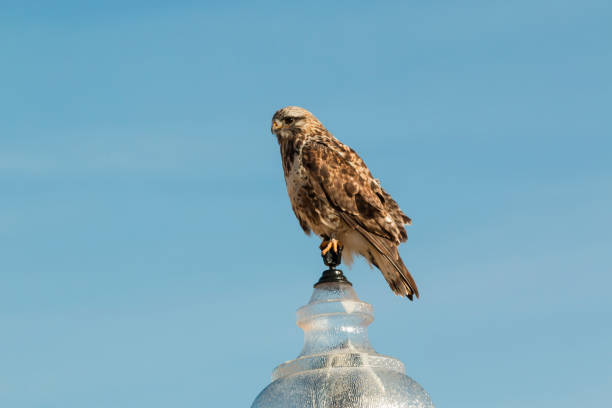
top-left (271, 106), bottom-right (419, 300)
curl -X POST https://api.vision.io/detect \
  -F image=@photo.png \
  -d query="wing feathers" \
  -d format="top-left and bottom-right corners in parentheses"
top-left (302, 141), bottom-right (403, 242)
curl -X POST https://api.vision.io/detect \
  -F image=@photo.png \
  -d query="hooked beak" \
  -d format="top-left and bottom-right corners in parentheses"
top-left (271, 119), bottom-right (282, 132)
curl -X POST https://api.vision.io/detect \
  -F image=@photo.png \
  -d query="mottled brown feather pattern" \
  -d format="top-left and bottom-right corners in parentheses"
top-left (272, 106), bottom-right (418, 299)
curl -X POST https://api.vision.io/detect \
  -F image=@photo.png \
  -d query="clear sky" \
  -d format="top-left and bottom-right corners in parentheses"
top-left (1, 1), bottom-right (611, 407)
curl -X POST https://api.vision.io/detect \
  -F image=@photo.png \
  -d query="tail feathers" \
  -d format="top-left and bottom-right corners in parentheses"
top-left (339, 213), bottom-right (419, 300)
top-left (370, 248), bottom-right (419, 300)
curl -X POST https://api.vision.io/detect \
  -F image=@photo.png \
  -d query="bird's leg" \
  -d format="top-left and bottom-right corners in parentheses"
top-left (320, 236), bottom-right (342, 255)
top-left (320, 239), bottom-right (332, 255)
top-left (320, 235), bottom-right (344, 270)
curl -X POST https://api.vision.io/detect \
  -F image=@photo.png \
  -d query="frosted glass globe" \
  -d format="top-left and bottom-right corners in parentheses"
top-left (251, 281), bottom-right (435, 408)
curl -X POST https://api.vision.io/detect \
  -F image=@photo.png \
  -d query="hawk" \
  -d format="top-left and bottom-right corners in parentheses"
top-left (271, 106), bottom-right (419, 299)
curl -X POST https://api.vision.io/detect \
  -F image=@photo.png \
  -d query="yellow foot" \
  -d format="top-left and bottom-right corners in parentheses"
top-left (320, 238), bottom-right (341, 255)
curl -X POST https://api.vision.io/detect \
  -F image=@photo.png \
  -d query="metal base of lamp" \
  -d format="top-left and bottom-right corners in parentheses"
top-left (315, 245), bottom-right (352, 287)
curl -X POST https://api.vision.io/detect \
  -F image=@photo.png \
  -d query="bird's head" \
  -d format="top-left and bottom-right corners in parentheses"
top-left (271, 106), bottom-right (321, 141)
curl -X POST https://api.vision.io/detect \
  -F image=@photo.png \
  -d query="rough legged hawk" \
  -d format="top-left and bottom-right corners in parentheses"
top-left (272, 106), bottom-right (419, 300)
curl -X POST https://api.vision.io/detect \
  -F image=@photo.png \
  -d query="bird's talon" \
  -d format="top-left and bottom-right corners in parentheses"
top-left (320, 238), bottom-right (341, 256)
top-left (320, 240), bottom-right (333, 255)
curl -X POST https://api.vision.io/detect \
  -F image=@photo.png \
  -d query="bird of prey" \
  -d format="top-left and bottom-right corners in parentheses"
top-left (271, 106), bottom-right (419, 299)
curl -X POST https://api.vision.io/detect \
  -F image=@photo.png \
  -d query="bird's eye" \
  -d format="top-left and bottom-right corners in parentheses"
top-left (284, 117), bottom-right (294, 125)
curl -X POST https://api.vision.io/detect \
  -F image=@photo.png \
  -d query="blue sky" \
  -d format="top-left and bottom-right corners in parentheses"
top-left (1, 1), bottom-right (611, 407)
